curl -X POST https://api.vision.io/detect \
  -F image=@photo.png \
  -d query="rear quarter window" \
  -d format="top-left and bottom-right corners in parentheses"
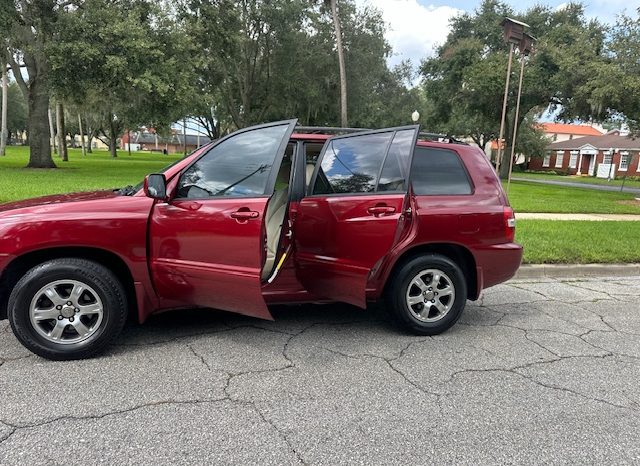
top-left (410, 147), bottom-right (473, 195)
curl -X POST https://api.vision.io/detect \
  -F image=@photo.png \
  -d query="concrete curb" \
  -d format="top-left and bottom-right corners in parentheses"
top-left (514, 263), bottom-right (640, 279)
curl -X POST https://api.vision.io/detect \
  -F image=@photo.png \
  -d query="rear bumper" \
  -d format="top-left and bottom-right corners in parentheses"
top-left (474, 242), bottom-right (523, 295)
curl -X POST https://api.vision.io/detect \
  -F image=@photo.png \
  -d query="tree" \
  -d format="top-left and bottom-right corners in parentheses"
top-left (1, 1), bottom-right (69, 168)
top-left (420, 0), bottom-right (609, 177)
top-left (314, 0), bottom-right (348, 127)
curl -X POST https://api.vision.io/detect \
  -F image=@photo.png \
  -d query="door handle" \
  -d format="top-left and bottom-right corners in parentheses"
top-left (231, 210), bottom-right (260, 220)
top-left (367, 205), bottom-right (396, 216)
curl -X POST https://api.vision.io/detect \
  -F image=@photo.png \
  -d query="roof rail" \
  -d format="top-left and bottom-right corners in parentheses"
top-left (295, 126), bottom-right (370, 135)
top-left (295, 125), bottom-right (467, 145)
top-left (419, 132), bottom-right (468, 145)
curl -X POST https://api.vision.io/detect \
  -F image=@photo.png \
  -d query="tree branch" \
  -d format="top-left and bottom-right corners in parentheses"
top-left (5, 50), bottom-right (28, 99)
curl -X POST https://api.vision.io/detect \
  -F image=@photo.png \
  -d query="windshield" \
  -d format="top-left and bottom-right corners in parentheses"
top-left (116, 154), bottom-right (194, 196)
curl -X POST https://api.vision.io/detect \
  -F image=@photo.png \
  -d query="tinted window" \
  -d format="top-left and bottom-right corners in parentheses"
top-left (176, 125), bottom-right (288, 198)
top-left (378, 130), bottom-right (415, 192)
top-left (313, 132), bottom-right (393, 194)
top-left (411, 147), bottom-right (472, 195)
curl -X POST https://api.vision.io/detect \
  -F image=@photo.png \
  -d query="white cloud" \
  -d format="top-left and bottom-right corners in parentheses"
top-left (356, 0), bottom-right (462, 68)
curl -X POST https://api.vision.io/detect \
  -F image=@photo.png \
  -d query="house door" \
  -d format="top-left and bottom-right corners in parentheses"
top-left (148, 120), bottom-right (297, 319)
top-left (293, 126), bottom-right (419, 308)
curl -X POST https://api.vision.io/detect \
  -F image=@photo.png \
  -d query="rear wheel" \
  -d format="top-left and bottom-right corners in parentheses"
top-left (8, 258), bottom-right (128, 360)
top-left (385, 254), bottom-right (467, 335)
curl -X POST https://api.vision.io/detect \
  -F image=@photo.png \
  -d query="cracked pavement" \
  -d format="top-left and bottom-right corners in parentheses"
top-left (0, 276), bottom-right (639, 464)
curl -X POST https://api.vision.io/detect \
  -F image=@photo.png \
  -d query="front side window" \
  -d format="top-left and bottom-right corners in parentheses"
top-left (410, 147), bottom-right (472, 195)
top-left (176, 124), bottom-right (289, 198)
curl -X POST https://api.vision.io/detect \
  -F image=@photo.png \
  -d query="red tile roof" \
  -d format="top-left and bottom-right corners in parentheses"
top-left (540, 123), bottom-right (604, 136)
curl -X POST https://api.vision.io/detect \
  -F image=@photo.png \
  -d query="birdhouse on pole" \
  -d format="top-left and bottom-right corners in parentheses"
top-left (519, 32), bottom-right (535, 56)
top-left (501, 18), bottom-right (529, 45)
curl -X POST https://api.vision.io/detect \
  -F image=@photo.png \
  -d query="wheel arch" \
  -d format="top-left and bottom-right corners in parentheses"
top-left (381, 243), bottom-right (479, 301)
top-left (0, 247), bottom-right (137, 320)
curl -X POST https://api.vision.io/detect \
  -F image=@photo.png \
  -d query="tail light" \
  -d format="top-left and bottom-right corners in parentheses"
top-left (503, 206), bottom-right (516, 242)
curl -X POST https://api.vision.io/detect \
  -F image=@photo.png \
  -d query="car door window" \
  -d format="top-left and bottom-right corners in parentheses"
top-left (176, 124), bottom-right (290, 199)
top-left (377, 129), bottom-right (415, 192)
top-left (312, 132), bottom-right (393, 195)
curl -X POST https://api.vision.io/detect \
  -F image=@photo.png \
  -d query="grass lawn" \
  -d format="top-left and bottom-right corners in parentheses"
top-left (514, 171), bottom-right (640, 189)
top-left (517, 220), bottom-right (640, 264)
top-left (506, 181), bottom-right (640, 214)
top-left (0, 146), bottom-right (182, 203)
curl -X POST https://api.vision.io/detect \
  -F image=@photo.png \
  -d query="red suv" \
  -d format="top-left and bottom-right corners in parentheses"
top-left (0, 121), bottom-right (522, 359)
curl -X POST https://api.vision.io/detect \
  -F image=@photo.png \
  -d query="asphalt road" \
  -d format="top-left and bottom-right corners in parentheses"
top-left (1, 276), bottom-right (639, 465)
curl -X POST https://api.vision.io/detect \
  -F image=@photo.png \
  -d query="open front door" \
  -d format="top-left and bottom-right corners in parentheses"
top-left (293, 126), bottom-right (419, 308)
top-left (149, 120), bottom-right (297, 319)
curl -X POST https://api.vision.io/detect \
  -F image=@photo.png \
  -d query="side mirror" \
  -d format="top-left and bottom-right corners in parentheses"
top-left (144, 174), bottom-right (168, 201)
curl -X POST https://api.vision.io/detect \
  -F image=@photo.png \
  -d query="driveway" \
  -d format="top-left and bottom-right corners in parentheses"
top-left (1, 276), bottom-right (639, 465)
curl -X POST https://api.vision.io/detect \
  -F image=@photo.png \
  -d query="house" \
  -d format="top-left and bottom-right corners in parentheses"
top-left (485, 123), bottom-right (603, 163)
top-left (540, 123), bottom-right (604, 142)
top-left (121, 131), bottom-right (212, 154)
top-left (529, 131), bottom-right (640, 178)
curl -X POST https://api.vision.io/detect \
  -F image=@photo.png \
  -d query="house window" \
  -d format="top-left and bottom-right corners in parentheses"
top-left (569, 152), bottom-right (578, 168)
top-left (543, 153), bottom-right (551, 167)
top-left (603, 153), bottom-right (613, 164)
top-left (620, 154), bottom-right (629, 171)
top-left (555, 153), bottom-right (564, 168)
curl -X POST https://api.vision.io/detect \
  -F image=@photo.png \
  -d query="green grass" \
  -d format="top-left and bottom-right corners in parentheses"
top-left (517, 220), bottom-right (640, 264)
top-left (506, 181), bottom-right (640, 214)
top-left (514, 171), bottom-right (640, 188)
top-left (0, 146), bottom-right (181, 203)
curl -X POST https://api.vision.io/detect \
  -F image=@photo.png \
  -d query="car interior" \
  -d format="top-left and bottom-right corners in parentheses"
top-left (261, 144), bottom-right (294, 280)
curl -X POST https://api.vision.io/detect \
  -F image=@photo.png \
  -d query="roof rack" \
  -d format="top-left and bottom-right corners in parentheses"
top-left (294, 125), bottom-right (467, 145)
top-left (295, 126), bottom-right (370, 135)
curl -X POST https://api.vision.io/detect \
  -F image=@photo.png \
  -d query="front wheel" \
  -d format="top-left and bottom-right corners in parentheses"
top-left (8, 258), bottom-right (128, 360)
top-left (385, 254), bottom-right (467, 335)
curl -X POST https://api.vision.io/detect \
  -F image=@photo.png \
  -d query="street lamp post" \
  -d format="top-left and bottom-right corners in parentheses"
top-left (496, 18), bottom-right (529, 178)
top-left (507, 32), bottom-right (535, 194)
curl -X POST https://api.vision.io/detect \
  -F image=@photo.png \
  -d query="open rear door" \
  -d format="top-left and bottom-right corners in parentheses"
top-left (293, 126), bottom-right (419, 308)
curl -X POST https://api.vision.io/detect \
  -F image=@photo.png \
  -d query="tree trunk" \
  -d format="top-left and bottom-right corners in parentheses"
top-left (56, 101), bottom-right (68, 161)
top-left (0, 65), bottom-right (8, 156)
top-left (27, 79), bottom-right (55, 168)
top-left (109, 115), bottom-right (117, 158)
top-left (330, 0), bottom-right (348, 127)
top-left (127, 129), bottom-right (131, 156)
top-left (78, 114), bottom-right (86, 156)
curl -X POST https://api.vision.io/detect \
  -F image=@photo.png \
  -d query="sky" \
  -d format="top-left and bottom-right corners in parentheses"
top-left (357, 0), bottom-right (639, 68)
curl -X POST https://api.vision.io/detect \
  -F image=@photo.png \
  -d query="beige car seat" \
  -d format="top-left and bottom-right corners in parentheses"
top-left (261, 188), bottom-right (288, 280)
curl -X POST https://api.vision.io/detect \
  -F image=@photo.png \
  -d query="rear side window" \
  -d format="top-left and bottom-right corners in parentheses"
top-left (313, 132), bottom-right (393, 194)
top-left (411, 147), bottom-right (472, 195)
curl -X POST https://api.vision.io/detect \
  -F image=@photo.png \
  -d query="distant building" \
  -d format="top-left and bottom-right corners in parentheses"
top-left (530, 130), bottom-right (640, 178)
top-left (540, 123), bottom-right (604, 142)
top-left (121, 130), bottom-right (212, 154)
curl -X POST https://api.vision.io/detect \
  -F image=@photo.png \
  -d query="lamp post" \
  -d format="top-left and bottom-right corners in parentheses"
top-left (608, 147), bottom-right (616, 181)
top-left (496, 18), bottom-right (529, 178)
top-left (411, 110), bottom-right (420, 124)
top-left (507, 32), bottom-right (535, 194)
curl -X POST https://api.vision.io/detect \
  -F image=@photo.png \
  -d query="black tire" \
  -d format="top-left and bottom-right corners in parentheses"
top-left (8, 258), bottom-right (128, 360)
top-left (385, 254), bottom-right (467, 336)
